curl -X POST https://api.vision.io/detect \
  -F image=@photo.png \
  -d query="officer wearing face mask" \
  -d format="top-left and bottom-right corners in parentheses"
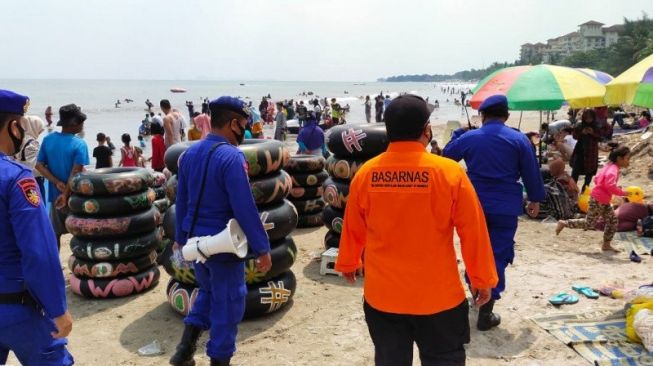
top-left (0, 90), bottom-right (74, 365)
top-left (170, 96), bottom-right (272, 366)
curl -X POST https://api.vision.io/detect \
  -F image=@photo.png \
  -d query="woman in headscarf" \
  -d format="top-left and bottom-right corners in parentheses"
top-left (296, 112), bottom-right (325, 156)
top-left (15, 115), bottom-right (47, 196)
top-left (570, 109), bottom-right (601, 191)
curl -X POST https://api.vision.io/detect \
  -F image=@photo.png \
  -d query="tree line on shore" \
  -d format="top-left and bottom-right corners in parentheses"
top-left (379, 14), bottom-right (653, 83)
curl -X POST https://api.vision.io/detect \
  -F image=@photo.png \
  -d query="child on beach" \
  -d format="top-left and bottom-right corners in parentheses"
top-left (150, 123), bottom-right (165, 172)
top-left (93, 132), bottom-right (113, 169)
top-left (119, 133), bottom-right (140, 167)
top-left (556, 145), bottom-right (631, 252)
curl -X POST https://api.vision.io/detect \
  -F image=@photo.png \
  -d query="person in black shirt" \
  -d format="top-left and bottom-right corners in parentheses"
top-left (93, 132), bottom-right (113, 169)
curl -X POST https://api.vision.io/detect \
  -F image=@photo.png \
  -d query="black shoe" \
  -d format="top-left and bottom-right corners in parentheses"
top-left (477, 299), bottom-right (501, 331)
top-left (169, 325), bottom-right (203, 366)
top-left (210, 358), bottom-right (231, 366)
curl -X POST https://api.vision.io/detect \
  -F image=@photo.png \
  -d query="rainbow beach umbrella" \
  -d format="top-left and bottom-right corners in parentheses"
top-left (605, 53), bottom-right (653, 108)
top-left (577, 68), bottom-right (614, 85)
top-left (470, 64), bottom-right (607, 111)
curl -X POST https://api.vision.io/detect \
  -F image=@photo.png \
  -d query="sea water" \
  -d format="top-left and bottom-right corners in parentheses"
top-left (0, 79), bottom-right (477, 149)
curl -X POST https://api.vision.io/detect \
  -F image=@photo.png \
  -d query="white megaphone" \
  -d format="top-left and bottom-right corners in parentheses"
top-left (182, 219), bottom-right (248, 263)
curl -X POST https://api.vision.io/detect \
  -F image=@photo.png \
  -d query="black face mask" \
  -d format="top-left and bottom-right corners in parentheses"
top-left (9, 120), bottom-right (25, 155)
top-left (233, 122), bottom-right (246, 145)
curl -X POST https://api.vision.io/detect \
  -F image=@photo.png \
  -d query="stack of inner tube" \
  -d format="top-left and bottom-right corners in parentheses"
top-left (66, 168), bottom-right (162, 299)
top-left (163, 139), bottom-right (298, 319)
top-left (322, 124), bottom-right (389, 249)
top-left (285, 154), bottom-right (327, 228)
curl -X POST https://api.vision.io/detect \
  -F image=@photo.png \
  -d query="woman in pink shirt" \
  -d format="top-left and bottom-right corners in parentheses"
top-left (556, 145), bottom-right (631, 252)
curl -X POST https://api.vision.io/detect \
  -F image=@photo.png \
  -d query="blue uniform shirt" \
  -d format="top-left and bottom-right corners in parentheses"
top-left (176, 134), bottom-right (271, 258)
top-left (0, 153), bottom-right (67, 318)
top-left (37, 132), bottom-right (89, 203)
top-left (442, 120), bottom-right (546, 216)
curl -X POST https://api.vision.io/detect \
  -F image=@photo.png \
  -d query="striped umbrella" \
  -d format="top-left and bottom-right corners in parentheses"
top-left (577, 68), bottom-right (614, 85)
top-left (470, 64), bottom-right (607, 111)
top-left (605, 53), bottom-right (653, 108)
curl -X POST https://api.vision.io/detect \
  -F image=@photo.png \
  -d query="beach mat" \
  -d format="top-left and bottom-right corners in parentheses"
top-left (612, 127), bottom-right (647, 136)
top-left (614, 231), bottom-right (653, 255)
top-left (531, 308), bottom-right (652, 365)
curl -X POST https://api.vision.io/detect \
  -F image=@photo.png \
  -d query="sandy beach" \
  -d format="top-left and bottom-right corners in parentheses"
top-left (7, 113), bottom-right (653, 366)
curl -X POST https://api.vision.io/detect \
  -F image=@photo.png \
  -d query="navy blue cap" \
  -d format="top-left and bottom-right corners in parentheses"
top-left (0, 89), bottom-right (30, 116)
top-left (479, 94), bottom-right (508, 112)
top-left (209, 96), bottom-right (250, 118)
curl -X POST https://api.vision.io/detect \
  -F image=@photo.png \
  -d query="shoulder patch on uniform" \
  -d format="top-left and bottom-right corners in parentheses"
top-left (17, 178), bottom-right (41, 207)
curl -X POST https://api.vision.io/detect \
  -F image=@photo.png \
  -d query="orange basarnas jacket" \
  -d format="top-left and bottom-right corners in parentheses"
top-left (335, 141), bottom-right (498, 315)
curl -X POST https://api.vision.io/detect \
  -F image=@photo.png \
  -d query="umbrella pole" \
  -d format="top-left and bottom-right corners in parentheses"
top-left (538, 111), bottom-right (543, 166)
top-left (518, 111), bottom-right (523, 130)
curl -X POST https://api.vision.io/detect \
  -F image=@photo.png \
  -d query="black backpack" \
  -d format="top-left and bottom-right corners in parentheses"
top-left (641, 216), bottom-right (653, 237)
top-left (533, 179), bottom-right (575, 220)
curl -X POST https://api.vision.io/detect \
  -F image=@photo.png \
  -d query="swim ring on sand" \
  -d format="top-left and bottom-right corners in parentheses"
top-left (239, 139), bottom-right (290, 178)
top-left (250, 170), bottom-right (292, 206)
top-left (326, 124), bottom-right (388, 159)
top-left (164, 142), bottom-right (195, 174)
top-left (70, 168), bottom-right (154, 196)
top-left (324, 230), bottom-right (340, 249)
top-left (289, 185), bottom-right (323, 200)
top-left (322, 178), bottom-right (350, 209)
top-left (290, 170), bottom-right (328, 188)
top-left (69, 229), bottom-right (162, 261)
top-left (285, 154), bottom-right (326, 174)
top-left (68, 189), bottom-right (155, 216)
top-left (65, 207), bottom-right (161, 238)
top-left (260, 199), bottom-right (298, 242)
top-left (68, 251), bottom-right (157, 278)
top-left (297, 212), bottom-right (324, 228)
top-left (69, 266), bottom-right (160, 299)
top-left (290, 197), bottom-right (325, 215)
top-left (322, 205), bottom-right (344, 234)
top-left (245, 237), bottom-right (297, 285)
top-left (325, 155), bottom-right (366, 181)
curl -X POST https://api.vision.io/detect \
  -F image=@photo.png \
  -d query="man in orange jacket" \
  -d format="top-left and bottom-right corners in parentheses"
top-left (335, 95), bottom-right (498, 366)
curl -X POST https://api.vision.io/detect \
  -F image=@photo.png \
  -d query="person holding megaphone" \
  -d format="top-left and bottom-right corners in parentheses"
top-left (170, 96), bottom-right (272, 366)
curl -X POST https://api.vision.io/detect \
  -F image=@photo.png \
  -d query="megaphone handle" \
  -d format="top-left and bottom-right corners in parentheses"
top-left (196, 245), bottom-right (210, 261)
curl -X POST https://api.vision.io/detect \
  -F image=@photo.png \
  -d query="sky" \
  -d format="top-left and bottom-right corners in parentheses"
top-left (1, 0), bottom-right (650, 81)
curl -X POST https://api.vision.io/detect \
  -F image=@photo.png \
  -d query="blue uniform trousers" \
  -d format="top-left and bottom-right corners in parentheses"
top-left (184, 260), bottom-right (246, 360)
top-left (484, 214), bottom-right (519, 300)
top-left (0, 305), bottom-right (74, 365)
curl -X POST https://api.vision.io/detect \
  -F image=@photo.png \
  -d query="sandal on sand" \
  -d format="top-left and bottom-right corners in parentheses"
top-left (630, 251), bottom-right (642, 263)
top-left (549, 292), bottom-right (579, 305)
top-left (572, 285), bottom-right (599, 299)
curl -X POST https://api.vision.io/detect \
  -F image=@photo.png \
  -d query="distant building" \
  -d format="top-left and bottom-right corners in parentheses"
top-left (520, 21), bottom-right (624, 64)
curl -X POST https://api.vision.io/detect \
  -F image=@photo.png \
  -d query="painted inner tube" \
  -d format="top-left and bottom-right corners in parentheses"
top-left (285, 154), bottom-right (326, 174)
top-left (165, 175), bottom-right (177, 204)
top-left (291, 198), bottom-right (325, 215)
top-left (326, 155), bottom-right (366, 181)
top-left (261, 199), bottom-right (298, 242)
top-left (156, 238), bottom-right (172, 265)
top-left (70, 168), bottom-right (154, 196)
top-left (289, 186), bottom-right (323, 200)
top-left (68, 189), bottom-right (156, 216)
top-left (240, 139), bottom-right (290, 178)
top-left (68, 251), bottom-right (157, 278)
top-left (290, 170), bottom-right (328, 187)
top-left (162, 204), bottom-right (176, 241)
top-left (297, 212), bottom-right (324, 228)
top-left (244, 270), bottom-right (296, 319)
top-left (322, 178), bottom-right (350, 209)
top-left (69, 266), bottom-right (160, 299)
top-left (153, 186), bottom-right (167, 200)
top-left (166, 278), bottom-right (199, 316)
top-left (166, 271), bottom-right (296, 319)
top-left (324, 230), bottom-right (340, 249)
top-left (69, 229), bottom-right (162, 261)
top-left (164, 142), bottom-right (195, 175)
top-left (65, 207), bottom-right (161, 239)
top-left (245, 237), bottom-right (297, 285)
top-left (153, 198), bottom-right (170, 214)
top-left (326, 124), bottom-right (389, 159)
top-left (150, 171), bottom-right (167, 188)
top-left (322, 205), bottom-right (344, 234)
top-left (159, 241), bottom-right (197, 285)
top-left (250, 170), bottom-right (292, 206)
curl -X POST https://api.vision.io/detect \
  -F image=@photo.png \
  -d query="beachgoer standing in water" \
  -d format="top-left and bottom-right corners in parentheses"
top-left (119, 133), bottom-right (139, 167)
top-left (337, 95), bottom-right (497, 365)
top-left (0, 89), bottom-right (74, 366)
top-left (364, 95), bottom-right (372, 123)
top-left (161, 99), bottom-right (182, 147)
top-left (443, 95), bottom-right (545, 331)
top-left (170, 96), bottom-right (271, 366)
top-left (556, 145), bottom-right (630, 252)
